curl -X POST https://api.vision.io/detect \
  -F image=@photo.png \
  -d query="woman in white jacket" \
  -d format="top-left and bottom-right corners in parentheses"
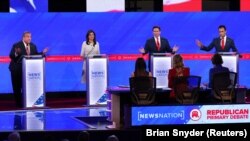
top-left (80, 30), bottom-right (100, 83)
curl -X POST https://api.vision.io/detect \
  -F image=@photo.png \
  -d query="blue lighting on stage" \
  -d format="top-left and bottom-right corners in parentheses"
top-left (0, 12), bottom-right (250, 93)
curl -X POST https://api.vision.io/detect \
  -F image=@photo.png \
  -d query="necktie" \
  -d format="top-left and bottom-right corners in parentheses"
top-left (26, 45), bottom-right (30, 55)
top-left (156, 38), bottom-right (160, 51)
top-left (221, 38), bottom-right (225, 50)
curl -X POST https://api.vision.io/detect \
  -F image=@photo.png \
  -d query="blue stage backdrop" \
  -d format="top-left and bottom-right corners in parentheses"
top-left (0, 12), bottom-right (250, 94)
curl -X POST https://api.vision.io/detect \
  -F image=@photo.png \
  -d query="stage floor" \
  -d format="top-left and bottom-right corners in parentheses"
top-left (0, 107), bottom-right (112, 132)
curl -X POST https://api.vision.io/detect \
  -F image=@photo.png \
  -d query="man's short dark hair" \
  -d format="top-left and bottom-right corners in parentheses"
top-left (218, 25), bottom-right (226, 31)
top-left (22, 31), bottom-right (31, 37)
top-left (212, 53), bottom-right (223, 65)
top-left (152, 26), bottom-right (161, 31)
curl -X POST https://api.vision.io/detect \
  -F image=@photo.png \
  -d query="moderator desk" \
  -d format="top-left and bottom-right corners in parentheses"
top-left (106, 86), bottom-right (171, 128)
top-left (107, 86), bottom-right (247, 128)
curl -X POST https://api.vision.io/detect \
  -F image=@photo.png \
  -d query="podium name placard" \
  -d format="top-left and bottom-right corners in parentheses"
top-left (86, 54), bottom-right (108, 105)
top-left (151, 53), bottom-right (173, 88)
top-left (22, 55), bottom-right (45, 108)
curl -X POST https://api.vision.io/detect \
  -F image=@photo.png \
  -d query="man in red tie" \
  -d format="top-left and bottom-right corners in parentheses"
top-left (196, 25), bottom-right (238, 53)
top-left (9, 31), bottom-right (48, 108)
top-left (139, 26), bottom-right (179, 70)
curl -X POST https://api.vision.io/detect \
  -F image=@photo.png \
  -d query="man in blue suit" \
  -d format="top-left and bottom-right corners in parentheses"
top-left (196, 25), bottom-right (238, 53)
top-left (139, 26), bottom-right (178, 70)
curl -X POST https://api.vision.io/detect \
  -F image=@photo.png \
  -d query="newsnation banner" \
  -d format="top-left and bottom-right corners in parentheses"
top-left (132, 104), bottom-right (250, 126)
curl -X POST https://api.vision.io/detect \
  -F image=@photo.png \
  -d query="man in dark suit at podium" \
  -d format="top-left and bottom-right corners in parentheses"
top-left (139, 26), bottom-right (179, 70)
top-left (196, 25), bottom-right (238, 53)
top-left (9, 31), bottom-right (48, 107)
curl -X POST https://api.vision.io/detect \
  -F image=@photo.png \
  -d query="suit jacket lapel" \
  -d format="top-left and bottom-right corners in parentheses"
top-left (225, 38), bottom-right (229, 51)
top-left (20, 41), bottom-right (27, 55)
top-left (151, 38), bottom-right (157, 51)
top-left (160, 38), bottom-right (164, 50)
top-left (216, 38), bottom-right (221, 50)
top-left (30, 44), bottom-right (33, 54)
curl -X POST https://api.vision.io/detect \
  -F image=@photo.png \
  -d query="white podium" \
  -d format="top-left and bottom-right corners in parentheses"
top-left (151, 53), bottom-right (173, 88)
top-left (86, 54), bottom-right (108, 106)
top-left (22, 55), bottom-right (46, 108)
top-left (218, 52), bottom-right (239, 73)
top-left (218, 52), bottom-right (239, 83)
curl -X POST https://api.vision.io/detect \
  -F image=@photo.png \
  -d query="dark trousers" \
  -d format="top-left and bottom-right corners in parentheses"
top-left (11, 70), bottom-right (22, 107)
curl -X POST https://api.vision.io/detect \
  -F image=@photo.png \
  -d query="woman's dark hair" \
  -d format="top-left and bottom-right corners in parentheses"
top-left (86, 30), bottom-right (96, 46)
top-left (134, 57), bottom-right (147, 76)
top-left (211, 53), bottom-right (223, 65)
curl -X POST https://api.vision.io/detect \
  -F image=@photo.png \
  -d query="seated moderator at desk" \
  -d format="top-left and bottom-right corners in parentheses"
top-left (209, 53), bottom-right (230, 88)
top-left (196, 25), bottom-right (238, 53)
top-left (168, 54), bottom-right (190, 99)
top-left (168, 54), bottom-right (190, 89)
top-left (131, 58), bottom-right (152, 77)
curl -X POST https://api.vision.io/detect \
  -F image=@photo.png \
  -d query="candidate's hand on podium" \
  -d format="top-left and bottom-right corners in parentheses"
top-left (232, 52), bottom-right (237, 55)
top-left (172, 45), bottom-right (179, 52)
top-left (139, 47), bottom-right (145, 54)
top-left (195, 39), bottom-right (203, 48)
top-left (232, 52), bottom-right (242, 58)
top-left (42, 47), bottom-right (49, 54)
